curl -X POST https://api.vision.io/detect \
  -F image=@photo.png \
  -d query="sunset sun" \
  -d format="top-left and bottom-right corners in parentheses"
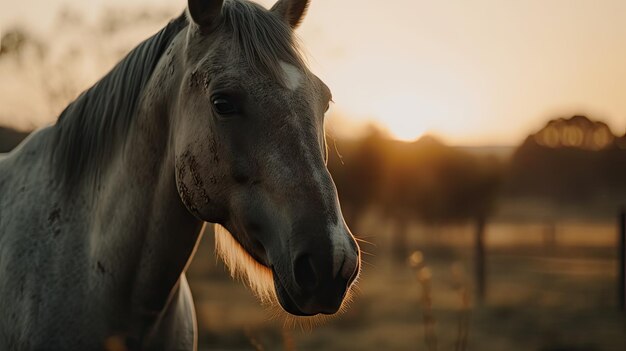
top-left (366, 92), bottom-right (452, 142)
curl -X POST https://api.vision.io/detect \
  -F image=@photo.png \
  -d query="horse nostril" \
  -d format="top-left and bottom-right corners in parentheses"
top-left (346, 259), bottom-right (360, 286)
top-left (293, 254), bottom-right (318, 292)
top-left (340, 254), bottom-right (360, 286)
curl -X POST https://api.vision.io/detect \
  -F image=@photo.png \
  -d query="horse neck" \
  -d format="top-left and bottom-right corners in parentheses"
top-left (86, 34), bottom-right (203, 328)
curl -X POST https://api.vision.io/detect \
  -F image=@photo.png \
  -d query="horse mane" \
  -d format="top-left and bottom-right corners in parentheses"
top-left (51, 0), bottom-right (305, 186)
top-left (52, 13), bottom-right (188, 185)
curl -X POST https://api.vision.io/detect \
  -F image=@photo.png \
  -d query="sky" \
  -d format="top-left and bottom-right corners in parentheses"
top-left (1, 0), bottom-right (625, 145)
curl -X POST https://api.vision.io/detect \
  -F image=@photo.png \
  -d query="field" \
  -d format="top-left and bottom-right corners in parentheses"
top-left (187, 217), bottom-right (626, 351)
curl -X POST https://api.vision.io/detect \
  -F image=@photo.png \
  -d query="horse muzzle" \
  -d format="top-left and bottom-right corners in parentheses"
top-left (272, 229), bottom-right (360, 316)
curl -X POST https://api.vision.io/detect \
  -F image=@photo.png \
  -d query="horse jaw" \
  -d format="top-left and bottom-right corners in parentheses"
top-left (214, 224), bottom-right (278, 305)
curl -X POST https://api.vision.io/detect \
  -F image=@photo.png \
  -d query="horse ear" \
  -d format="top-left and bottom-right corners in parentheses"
top-left (188, 0), bottom-right (224, 30)
top-left (271, 0), bottom-right (310, 29)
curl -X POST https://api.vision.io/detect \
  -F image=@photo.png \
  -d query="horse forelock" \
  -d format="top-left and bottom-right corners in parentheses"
top-left (219, 0), bottom-right (306, 87)
top-left (214, 224), bottom-right (278, 305)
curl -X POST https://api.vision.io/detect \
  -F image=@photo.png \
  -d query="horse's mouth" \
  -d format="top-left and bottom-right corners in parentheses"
top-left (271, 269), bottom-right (318, 316)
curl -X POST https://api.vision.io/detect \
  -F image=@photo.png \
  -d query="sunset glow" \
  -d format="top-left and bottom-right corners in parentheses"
top-left (1, 0), bottom-right (626, 145)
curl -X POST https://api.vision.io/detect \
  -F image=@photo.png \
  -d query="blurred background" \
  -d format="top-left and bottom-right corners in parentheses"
top-left (1, 0), bottom-right (626, 350)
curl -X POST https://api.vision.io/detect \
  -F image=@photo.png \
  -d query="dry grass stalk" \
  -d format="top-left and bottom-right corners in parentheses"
top-left (282, 326), bottom-right (297, 351)
top-left (245, 327), bottom-right (265, 351)
top-left (409, 251), bottom-right (438, 351)
top-left (451, 263), bottom-right (471, 351)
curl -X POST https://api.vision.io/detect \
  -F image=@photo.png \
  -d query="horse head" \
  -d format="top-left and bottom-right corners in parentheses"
top-left (173, 0), bottom-right (360, 316)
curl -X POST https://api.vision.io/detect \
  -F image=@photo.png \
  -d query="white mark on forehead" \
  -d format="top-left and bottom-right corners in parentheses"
top-left (279, 61), bottom-right (303, 91)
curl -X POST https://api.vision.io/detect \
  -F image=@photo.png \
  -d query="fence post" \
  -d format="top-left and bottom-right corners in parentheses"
top-left (475, 216), bottom-right (486, 304)
top-left (619, 208), bottom-right (625, 311)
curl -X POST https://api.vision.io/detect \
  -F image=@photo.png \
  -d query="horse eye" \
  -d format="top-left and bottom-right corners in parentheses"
top-left (212, 97), bottom-right (237, 115)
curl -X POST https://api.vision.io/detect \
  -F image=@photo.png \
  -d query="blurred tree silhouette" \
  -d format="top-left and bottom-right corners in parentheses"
top-left (329, 127), bottom-right (503, 260)
top-left (0, 6), bottom-right (174, 125)
top-left (507, 115), bottom-right (626, 214)
top-left (327, 126), bottom-right (388, 225)
top-left (0, 28), bottom-right (30, 58)
top-left (328, 115), bottom-right (625, 262)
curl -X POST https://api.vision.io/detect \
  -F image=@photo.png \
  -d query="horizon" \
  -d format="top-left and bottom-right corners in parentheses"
top-left (1, 0), bottom-right (625, 146)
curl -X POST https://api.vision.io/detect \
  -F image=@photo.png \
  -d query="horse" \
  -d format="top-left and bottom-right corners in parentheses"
top-left (0, 0), bottom-right (361, 349)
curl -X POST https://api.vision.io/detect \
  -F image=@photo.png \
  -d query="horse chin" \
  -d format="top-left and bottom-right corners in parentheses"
top-left (272, 274), bottom-right (317, 317)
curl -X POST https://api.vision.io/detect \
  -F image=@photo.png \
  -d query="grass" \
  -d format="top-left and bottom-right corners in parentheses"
top-left (187, 220), bottom-right (626, 351)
